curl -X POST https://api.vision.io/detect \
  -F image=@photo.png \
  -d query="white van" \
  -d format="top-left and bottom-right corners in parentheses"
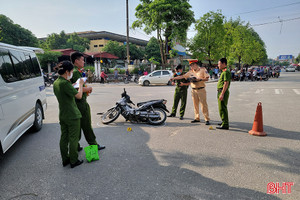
top-left (0, 42), bottom-right (47, 157)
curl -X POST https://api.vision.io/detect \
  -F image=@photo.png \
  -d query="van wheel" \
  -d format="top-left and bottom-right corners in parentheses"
top-left (31, 103), bottom-right (43, 132)
top-left (143, 80), bottom-right (150, 86)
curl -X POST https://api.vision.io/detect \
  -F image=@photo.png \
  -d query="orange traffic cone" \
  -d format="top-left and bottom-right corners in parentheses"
top-left (249, 102), bottom-right (267, 136)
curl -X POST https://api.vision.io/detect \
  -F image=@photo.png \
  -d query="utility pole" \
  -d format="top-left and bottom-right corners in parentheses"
top-left (126, 0), bottom-right (130, 68)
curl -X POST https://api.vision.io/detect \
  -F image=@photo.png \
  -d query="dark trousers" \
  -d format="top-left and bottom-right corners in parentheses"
top-left (59, 118), bottom-right (81, 164)
top-left (76, 101), bottom-right (98, 146)
top-left (218, 90), bottom-right (229, 127)
top-left (171, 87), bottom-right (187, 117)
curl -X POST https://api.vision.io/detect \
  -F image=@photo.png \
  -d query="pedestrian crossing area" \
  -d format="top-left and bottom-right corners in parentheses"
top-left (254, 88), bottom-right (300, 95)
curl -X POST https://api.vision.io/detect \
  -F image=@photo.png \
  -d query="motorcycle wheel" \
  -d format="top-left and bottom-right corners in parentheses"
top-left (148, 108), bottom-right (167, 125)
top-left (101, 107), bottom-right (121, 124)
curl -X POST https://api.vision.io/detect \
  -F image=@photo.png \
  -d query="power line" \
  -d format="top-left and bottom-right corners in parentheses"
top-left (233, 1), bottom-right (300, 16)
top-left (250, 16), bottom-right (300, 27)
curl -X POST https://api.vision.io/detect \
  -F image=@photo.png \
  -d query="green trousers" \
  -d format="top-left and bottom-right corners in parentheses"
top-left (59, 118), bottom-right (81, 164)
top-left (76, 101), bottom-right (98, 146)
top-left (218, 90), bottom-right (230, 127)
top-left (171, 87), bottom-right (187, 117)
top-left (218, 90), bottom-right (229, 127)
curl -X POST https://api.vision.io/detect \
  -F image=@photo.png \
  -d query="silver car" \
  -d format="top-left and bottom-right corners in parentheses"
top-left (139, 70), bottom-right (173, 86)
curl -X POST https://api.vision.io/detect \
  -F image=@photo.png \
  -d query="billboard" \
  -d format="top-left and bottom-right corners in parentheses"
top-left (278, 55), bottom-right (293, 60)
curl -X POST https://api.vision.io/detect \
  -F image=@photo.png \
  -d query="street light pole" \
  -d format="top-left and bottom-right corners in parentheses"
top-left (126, 0), bottom-right (130, 68)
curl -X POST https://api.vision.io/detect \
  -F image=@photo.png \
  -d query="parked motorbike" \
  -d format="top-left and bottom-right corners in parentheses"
top-left (101, 89), bottom-right (169, 125)
top-left (124, 75), bottom-right (138, 84)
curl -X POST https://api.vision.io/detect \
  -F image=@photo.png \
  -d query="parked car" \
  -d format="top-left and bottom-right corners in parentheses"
top-left (113, 65), bottom-right (125, 69)
top-left (139, 70), bottom-right (173, 86)
top-left (0, 42), bottom-right (47, 158)
top-left (286, 65), bottom-right (296, 72)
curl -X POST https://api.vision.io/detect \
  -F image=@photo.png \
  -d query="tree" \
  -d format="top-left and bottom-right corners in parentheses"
top-left (129, 43), bottom-right (145, 60)
top-left (133, 0), bottom-right (194, 67)
top-left (0, 14), bottom-right (38, 46)
top-left (42, 31), bottom-right (90, 52)
top-left (36, 51), bottom-right (62, 71)
top-left (145, 37), bottom-right (161, 63)
top-left (295, 54), bottom-right (300, 63)
top-left (189, 10), bottom-right (225, 67)
top-left (103, 41), bottom-right (126, 59)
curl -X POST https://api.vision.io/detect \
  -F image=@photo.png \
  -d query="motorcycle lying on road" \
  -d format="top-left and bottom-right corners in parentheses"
top-left (100, 89), bottom-right (169, 125)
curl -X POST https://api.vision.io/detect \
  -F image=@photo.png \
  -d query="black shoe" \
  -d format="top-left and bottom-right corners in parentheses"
top-left (78, 146), bottom-right (83, 152)
top-left (62, 159), bottom-right (70, 167)
top-left (70, 160), bottom-right (83, 168)
top-left (218, 122), bottom-right (222, 126)
top-left (216, 126), bottom-right (229, 130)
top-left (205, 121), bottom-right (210, 125)
top-left (191, 119), bottom-right (200, 123)
top-left (179, 116), bottom-right (183, 120)
top-left (168, 114), bottom-right (176, 117)
top-left (98, 144), bottom-right (106, 150)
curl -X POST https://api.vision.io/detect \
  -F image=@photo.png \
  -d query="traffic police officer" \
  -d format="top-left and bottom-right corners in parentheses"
top-left (172, 60), bottom-right (210, 125)
top-left (168, 64), bottom-right (190, 120)
top-left (216, 58), bottom-right (231, 130)
top-left (70, 52), bottom-right (105, 151)
top-left (53, 61), bottom-right (84, 168)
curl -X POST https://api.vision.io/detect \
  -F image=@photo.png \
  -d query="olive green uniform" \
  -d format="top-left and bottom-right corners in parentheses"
top-left (53, 76), bottom-right (82, 164)
top-left (171, 73), bottom-right (189, 117)
top-left (71, 67), bottom-right (98, 146)
top-left (217, 68), bottom-right (231, 127)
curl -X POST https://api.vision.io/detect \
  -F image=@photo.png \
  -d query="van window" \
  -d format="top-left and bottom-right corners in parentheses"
top-left (29, 53), bottom-right (42, 76)
top-left (10, 50), bottom-right (31, 80)
top-left (162, 71), bottom-right (170, 75)
top-left (0, 49), bottom-right (18, 82)
top-left (152, 71), bottom-right (161, 76)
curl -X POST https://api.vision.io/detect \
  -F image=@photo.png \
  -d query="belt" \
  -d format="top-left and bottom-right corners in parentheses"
top-left (192, 87), bottom-right (204, 90)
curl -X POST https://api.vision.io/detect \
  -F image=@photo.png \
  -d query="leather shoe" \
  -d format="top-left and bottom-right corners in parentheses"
top-left (168, 114), bottom-right (176, 117)
top-left (179, 116), bottom-right (183, 120)
top-left (78, 146), bottom-right (83, 152)
top-left (218, 122), bottom-right (222, 126)
top-left (205, 121), bottom-right (210, 125)
top-left (98, 144), bottom-right (106, 150)
top-left (70, 160), bottom-right (83, 168)
top-left (191, 119), bottom-right (200, 123)
top-left (216, 126), bottom-right (229, 130)
top-left (62, 159), bottom-right (70, 167)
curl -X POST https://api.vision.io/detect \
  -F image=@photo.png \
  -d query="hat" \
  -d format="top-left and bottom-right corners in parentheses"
top-left (188, 59), bottom-right (198, 65)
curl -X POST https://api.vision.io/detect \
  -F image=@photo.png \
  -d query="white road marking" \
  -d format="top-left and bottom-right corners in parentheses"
top-left (275, 89), bottom-right (283, 94)
top-left (255, 89), bottom-right (264, 94)
top-left (293, 89), bottom-right (300, 95)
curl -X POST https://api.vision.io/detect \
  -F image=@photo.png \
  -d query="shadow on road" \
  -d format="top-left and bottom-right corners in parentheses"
top-left (0, 122), bottom-right (280, 200)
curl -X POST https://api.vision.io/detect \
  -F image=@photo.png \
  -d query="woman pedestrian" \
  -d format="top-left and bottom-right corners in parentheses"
top-left (53, 61), bottom-right (84, 168)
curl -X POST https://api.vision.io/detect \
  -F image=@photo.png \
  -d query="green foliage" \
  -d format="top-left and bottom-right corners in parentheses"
top-left (103, 41), bottom-right (145, 60)
top-left (36, 51), bottom-right (62, 69)
top-left (133, 0), bottom-right (195, 67)
top-left (149, 57), bottom-right (160, 65)
top-left (84, 65), bottom-right (95, 73)
top-left (41, 31), bottom-right (90, 51)
top-left (103, 41), bottom-right (125, 59)
top-left (189, 10), bottom-right (225, 67)
top-left (145, 37), bottom-right (161, 63)
top-left (0, 14), bottom-right (38, 46)
top-left (108, 68), bottom-right (126, 74)
top-left (295, 54), bottom-right (300, 63)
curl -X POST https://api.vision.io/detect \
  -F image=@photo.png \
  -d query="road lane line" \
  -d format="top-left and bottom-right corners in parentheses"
top-left (293, 89), bottom-right (300, 95)
top-left (255, 89), bottom-right (264, 94)
top-left (275, 89), bottom-right (283, 94)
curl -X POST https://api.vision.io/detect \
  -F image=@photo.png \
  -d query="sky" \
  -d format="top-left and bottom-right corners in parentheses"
top-left (1, 0), bottom-right (300, 59)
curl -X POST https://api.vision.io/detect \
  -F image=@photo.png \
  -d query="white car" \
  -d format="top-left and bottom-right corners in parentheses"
top-left (285, 66), bottom-right (296, 72)
top-left (139, 70), bottom-right (173, 86)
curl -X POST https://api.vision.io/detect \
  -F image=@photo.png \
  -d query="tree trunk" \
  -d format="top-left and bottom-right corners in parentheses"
top-left (157, 29), bottom-right (166, 69)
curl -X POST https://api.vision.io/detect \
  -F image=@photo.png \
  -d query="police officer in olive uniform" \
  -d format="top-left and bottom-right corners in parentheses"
top-left (216, 58), bottom-right (231, 130)
top-left (70, 52), bottom-right (105, 151)
top-left (168, 64), bottom-right (190, 120)
top-left (53, 61), bottom-right (84, 168)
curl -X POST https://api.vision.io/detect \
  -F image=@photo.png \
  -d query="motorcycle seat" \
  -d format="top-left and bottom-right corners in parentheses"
top-left (137, 99), bottom-right (164, 107)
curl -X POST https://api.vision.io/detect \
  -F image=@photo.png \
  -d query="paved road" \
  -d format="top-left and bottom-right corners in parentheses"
top-left (0, 71), bottom-right (299, 200)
